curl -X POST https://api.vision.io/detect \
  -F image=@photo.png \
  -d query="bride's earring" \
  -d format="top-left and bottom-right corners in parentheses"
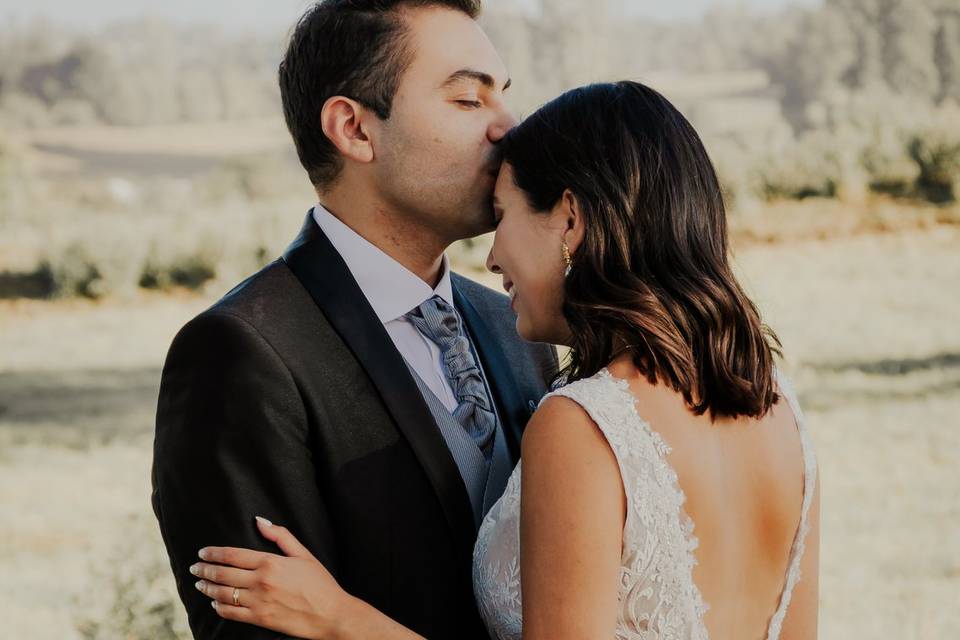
top-left (561, 240), bottom-right (572, 277)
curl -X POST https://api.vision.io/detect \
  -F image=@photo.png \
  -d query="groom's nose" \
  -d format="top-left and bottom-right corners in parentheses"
top-left (488, 106), bottom-right (519, 143)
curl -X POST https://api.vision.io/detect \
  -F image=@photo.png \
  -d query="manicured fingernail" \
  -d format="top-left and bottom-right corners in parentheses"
top-left (198, 548), bottom-right (208, 560)
top-left (255, 516), bottom-right (272, 527)
top-left (189, 564), bottom-right (200, 576)
top-left (211, 600), bottom-right (218, 609)
top-left (195, 580), bottom-right (204, 592)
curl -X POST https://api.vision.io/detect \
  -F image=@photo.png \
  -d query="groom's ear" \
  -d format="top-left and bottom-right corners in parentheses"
top-left (319, 95), bottom-right (376, 164)
top-left (559, 189), bottom-right (586, 255)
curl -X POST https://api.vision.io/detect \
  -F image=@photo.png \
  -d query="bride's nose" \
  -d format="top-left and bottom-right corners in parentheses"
top-left (486, 246), bottom-right (501, 275)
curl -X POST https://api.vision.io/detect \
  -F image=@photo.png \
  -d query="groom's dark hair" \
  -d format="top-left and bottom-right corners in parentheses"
top-left (279, 0), bottom-right (482, 190)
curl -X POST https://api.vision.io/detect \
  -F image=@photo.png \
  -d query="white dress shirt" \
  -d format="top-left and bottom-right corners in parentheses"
top-left (312, 203), bottom-right (460, 412)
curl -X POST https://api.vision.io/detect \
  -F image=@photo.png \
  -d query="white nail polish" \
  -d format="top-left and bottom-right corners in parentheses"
top-left (255, 516), bottom-right (273, 527)
top-left (189, 564), bottom-right (199, 576)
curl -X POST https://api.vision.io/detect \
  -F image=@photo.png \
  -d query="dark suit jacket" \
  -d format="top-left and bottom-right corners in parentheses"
top-left (151, 212), bottom-right (559, 639)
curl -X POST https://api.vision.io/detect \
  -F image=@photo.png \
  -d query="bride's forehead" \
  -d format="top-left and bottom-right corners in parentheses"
top-left (494, 163), bottom-right (517, 188)
top-left (493, 175), bottom-right (520, 207)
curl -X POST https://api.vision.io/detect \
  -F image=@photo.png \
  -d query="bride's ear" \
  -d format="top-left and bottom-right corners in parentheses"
top-left (558, 189), bottom-right (586, 254)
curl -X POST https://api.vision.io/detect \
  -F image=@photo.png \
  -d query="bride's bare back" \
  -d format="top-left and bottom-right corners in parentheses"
top-left (608, 356), bottom-right (820, 640)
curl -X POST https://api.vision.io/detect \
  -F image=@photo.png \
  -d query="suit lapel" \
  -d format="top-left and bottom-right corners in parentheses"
top-left (453, 279), bottom-right (529, 464)
top-left (281, 212), bottom-right (476, 552)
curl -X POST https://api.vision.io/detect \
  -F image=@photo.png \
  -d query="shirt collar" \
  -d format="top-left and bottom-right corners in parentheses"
top-left (312, 203), bottom-right (454, 324)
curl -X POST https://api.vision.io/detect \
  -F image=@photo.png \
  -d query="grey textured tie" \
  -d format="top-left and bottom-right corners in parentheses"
top-left (405, 295), bottom-right (497, 457)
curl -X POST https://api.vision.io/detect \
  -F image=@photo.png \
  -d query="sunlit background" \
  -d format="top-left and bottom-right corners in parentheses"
top-left (0, 0), bottom-right (958, 638)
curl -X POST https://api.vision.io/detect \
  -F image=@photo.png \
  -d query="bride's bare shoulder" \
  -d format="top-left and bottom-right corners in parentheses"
top-left (522, 393), bottom-right (598, 452)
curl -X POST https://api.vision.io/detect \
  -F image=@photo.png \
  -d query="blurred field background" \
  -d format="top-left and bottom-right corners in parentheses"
top-left (1, 0), bottom-right (958, 638)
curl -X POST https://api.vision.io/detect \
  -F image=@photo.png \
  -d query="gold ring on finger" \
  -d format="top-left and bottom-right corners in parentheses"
top-left (232, 587), bottom-right (240, 607)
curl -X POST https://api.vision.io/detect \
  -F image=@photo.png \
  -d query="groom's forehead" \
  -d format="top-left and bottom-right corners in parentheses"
top-left (402, 6), bottom-right (508, 85)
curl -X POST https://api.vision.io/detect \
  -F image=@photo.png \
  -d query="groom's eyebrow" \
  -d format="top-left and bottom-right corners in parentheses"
top-left (441, 69), bottom-right (512, 92)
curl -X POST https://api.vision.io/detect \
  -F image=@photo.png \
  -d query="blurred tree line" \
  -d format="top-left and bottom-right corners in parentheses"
top-left (2, 1), bottom-right (958, 129)
top-left (1, 0), bottom-right (958, 207)
top-left (0, 19), bottom-right (280, 126)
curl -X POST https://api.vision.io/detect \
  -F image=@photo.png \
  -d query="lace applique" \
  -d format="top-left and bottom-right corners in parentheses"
top-left (473, 458), bottom-right (524, 639)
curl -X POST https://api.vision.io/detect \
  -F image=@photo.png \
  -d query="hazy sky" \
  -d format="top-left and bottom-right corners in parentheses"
top-left (0, 0), bottom-right (820, 33)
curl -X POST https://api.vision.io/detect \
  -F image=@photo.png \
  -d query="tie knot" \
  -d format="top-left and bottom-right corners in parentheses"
top-left (407, 295), bottom-right (452, 320)
top-left (405, 295), bottom-right (463, 349)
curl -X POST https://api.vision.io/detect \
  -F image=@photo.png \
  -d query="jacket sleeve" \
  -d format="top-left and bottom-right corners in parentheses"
top-left (151, 311), bottom-right (337, 639)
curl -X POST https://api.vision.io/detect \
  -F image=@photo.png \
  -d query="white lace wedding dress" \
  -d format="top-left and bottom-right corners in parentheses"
top-left (473, 367), bottom-right (817, 640)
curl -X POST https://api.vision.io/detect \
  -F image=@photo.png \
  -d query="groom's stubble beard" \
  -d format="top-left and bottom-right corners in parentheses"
top-left (374, 114), bottom-right (500, 250)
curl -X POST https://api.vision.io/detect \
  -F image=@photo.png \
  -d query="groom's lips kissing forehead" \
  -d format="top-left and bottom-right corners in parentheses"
top-left (485, 147), bottom-right (504, 176)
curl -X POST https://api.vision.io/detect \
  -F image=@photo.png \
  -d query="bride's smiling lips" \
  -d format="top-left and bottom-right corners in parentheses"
top-left (503, 280), bottom-right (517, 311)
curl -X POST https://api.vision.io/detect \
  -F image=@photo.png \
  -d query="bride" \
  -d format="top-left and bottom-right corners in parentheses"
top-left (189, 80), bottom-right (819, 639)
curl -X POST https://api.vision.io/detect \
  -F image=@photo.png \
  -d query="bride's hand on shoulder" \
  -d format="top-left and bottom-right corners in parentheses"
top-left (190, 516), bottom-right (348, 640)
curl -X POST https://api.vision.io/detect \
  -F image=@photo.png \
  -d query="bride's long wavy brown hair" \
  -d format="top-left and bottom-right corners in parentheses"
top-left (500, 81), bottom-right (782, 420)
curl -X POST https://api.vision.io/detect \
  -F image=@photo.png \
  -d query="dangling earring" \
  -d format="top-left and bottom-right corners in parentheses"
top-left (561, 240), bottom-right (572, 277)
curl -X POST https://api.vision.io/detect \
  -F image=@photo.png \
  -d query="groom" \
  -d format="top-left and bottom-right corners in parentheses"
top-left (150, 1), bottom-right (558, 638)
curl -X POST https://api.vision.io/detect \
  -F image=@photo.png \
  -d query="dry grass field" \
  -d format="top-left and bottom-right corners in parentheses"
top-left (0, 223), bottom-right (957, 639)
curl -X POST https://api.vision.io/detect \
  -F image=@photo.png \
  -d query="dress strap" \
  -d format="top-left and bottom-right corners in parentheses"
top-left (765, 366), bottom-right (818, 639)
